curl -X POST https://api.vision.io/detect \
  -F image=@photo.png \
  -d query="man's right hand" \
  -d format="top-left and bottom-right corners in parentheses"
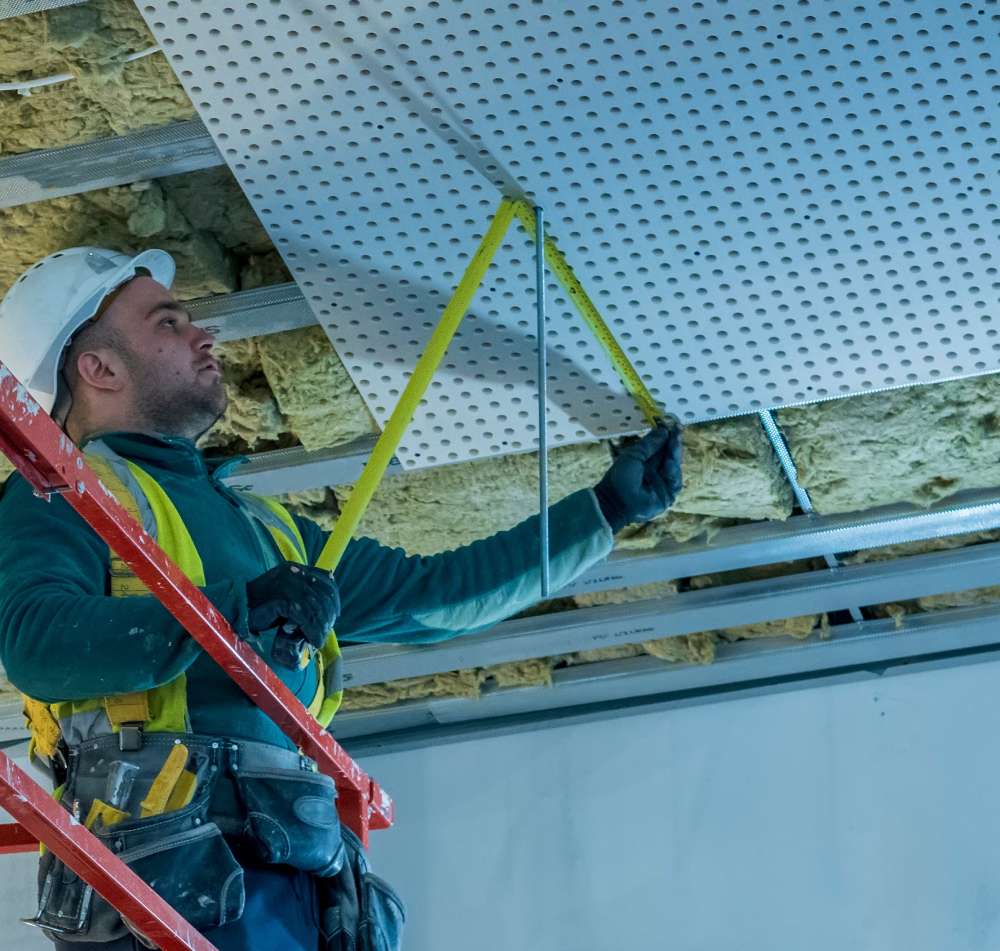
top-left (245, 562), bottom-right (340, 650)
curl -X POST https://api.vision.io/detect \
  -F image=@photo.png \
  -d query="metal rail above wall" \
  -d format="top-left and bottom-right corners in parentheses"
top-left (334, 602), bottom-right (1000, 753)
top-left (338, 540), bottom-right (1000, 688)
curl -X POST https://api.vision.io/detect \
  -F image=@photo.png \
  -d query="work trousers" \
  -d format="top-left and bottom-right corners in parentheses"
top-left (53, 865), bottom-right (322, 951)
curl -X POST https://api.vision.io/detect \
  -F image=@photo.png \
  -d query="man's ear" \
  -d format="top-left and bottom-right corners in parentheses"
top-left (75, 348), bottom-right (127, 394)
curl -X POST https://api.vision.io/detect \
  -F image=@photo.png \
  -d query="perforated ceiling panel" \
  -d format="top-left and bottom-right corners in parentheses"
top-left (137, 0), bottom-right (1000, 468)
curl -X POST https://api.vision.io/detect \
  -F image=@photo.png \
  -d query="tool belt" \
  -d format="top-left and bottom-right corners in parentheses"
top-left (28, 732), bottom-right (347, 944)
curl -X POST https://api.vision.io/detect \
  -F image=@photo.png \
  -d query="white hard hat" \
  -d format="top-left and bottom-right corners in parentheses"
top-left (0, 246), bottom-right (175, 414)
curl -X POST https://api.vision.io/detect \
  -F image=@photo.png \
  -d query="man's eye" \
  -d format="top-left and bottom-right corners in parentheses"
top-left (160, 316), bottom-right (177, 328)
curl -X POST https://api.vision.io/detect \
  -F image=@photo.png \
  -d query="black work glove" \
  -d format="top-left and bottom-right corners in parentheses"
top-left (594, 420), bottom-right (684, 534)
top-left (245, 562), bottom-right (340, 650)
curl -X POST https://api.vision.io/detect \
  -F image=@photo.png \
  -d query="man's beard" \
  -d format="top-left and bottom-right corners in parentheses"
top-left (132, 363), bottom-right (228, 441)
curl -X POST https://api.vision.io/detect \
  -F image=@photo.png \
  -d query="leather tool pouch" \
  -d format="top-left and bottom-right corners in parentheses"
top-left (318, 826), bottom-right (406, 951)
top-left (234, 767), bottom-right (345, 876)
top-left (31, 752), bottom-right (244, 944)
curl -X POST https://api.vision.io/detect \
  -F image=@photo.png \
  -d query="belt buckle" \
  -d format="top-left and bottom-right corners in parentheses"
top-left (118, 724), bottom-right (143, 752)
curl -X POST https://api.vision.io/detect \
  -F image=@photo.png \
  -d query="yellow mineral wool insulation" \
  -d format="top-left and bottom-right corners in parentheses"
top-left (688, 562), bottom-right (822, 642)
top-left (644, 632), bottom-right (717, 663)
top-left (339, 669), bottom-right (482, 712)
top-left (777, 373), bottom-right (1000, 514)
top-left (277, 488), bottom-right (339, 531)
top-left (561, 635), bottom-right (717, 667)
top-left (841, 530), bottom-right (1000, 565)
top-left (840, 533), bottom-right (1000, 619)
top-left (199, 339), bottom-right (287, 453)
top-left (614, 512), bottom-right (741, 549)
top-left (864, 584), bottom-right (1000, 622)
top-left (715, 615), bottom-right (817, 641)
top-left (563, 643), bottom-right (647, 664)
top-left (339, 658), bottom-right (555, 712)
top-left (256, 327), bottom-right (378, 452)
top-left (568, 582), bottom-right (717, 665)
top-left (917, 587), bottom-right (1000, 611)
top-left (159, 169), bottom-right (276, 258)
top-left (0, 182), bottom-right (235, 299)
top-left (609, 418), bottom-right (791, 551)
top-left (480, 658), bottom-right (553, 689)
top-left (0, 0), bottom-right (193, 154)
top-left (573, 581), bottom-right (679, 608)
top-left (240, 252), bottom-right (294, 292)
top-left (334, 443), bottom-right (612, 555)
top-left (673, 418), bottom-right (793, 520)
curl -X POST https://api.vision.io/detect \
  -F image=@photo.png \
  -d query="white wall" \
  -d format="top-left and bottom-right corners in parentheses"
top-left (363, 660), bottom-right (1000, 951)
top-left (0, 752), bottom-right (57, 951)
top-left (2, 660), bottom-right (999, 950)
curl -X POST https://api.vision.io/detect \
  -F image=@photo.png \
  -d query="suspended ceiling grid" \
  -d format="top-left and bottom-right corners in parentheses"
top-left (139, 2), bottom-right (1000, 467)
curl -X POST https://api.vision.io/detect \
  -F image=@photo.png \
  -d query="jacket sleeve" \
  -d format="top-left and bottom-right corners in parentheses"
top-left (0, 474), bottom-right (249, 703)
top-left (295, 488), bottom-right (613, 644)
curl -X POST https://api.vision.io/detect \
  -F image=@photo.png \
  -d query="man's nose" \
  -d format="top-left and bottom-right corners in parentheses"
top-left (192, 324), bottom-right (216, 351)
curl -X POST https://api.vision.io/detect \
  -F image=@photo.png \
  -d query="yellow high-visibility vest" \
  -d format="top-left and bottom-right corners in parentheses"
top-left (23, 445), bottom-right (343, 763)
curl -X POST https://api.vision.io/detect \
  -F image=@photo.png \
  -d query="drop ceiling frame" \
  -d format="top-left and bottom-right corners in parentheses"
top-left (2, 2), bottom-right (1000, 736)
top-left (334, 602), bottom-right (1000, 753)
top-left (338, 538), bottom-right (1000, 689)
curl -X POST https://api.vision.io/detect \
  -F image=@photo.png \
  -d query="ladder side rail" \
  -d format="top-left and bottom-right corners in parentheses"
top-left (0, 364), bottom-right (392, 842)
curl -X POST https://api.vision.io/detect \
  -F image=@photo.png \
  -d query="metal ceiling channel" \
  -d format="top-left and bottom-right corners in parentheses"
top-left (0, 120), bottom-right (221, 210)
top-left (339, 538), bottom-right (1000, 687)
top-left (4, 600), bottom-right (997, 754)
top-left (333, 603), bottom-right (1000, 751)
top-left (0, 0), bottom-right (82, 20)
top-left (136, 1), bottom-right (1000, 469)
top-left (188, 281), bottom-right (316, 342)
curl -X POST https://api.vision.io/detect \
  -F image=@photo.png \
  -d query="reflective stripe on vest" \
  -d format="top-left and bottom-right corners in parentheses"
top-left (21, 444), bottom-right (343, 760)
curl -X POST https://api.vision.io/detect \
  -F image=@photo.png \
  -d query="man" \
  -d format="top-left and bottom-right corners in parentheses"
top-left (0, 247), bottom-right (683, 950)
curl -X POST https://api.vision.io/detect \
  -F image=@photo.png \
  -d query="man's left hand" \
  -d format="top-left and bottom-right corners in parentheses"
top-left (593, 419), bottom-right (684, 533)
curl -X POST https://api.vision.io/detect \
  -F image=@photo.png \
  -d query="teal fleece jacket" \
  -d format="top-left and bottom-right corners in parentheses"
top-left (0, 433), bottom-right (613, 747)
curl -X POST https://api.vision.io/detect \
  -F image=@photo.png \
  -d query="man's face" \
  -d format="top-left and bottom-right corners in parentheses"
top-left (100, 276), bottom-right (227, 439)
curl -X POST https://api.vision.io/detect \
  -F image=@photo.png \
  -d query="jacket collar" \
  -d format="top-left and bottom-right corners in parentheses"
top-left (80, 431), bottom-right (245, 480)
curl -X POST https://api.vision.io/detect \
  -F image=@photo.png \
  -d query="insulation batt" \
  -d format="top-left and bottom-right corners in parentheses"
top-left (333, 443), bottom-right (612, 555)
top-left (777, 373), bottom-right (1000, 513)
top-left (199, 339), bottom-right (287, 453)
top-left (844, 531), bottom-right (1000, 618)
top-left (567, 582), bottom-right (718, 666)
top-left (256, 327), bottom-right (377, 452)
top-left (0, 0), bottom-right (193, 154)
top-left (687, 563), bottom-right (822, 642)
top-left (339, 659), bottom-right (555, 712)
top-left (0, 181), bottom-right (236, 300)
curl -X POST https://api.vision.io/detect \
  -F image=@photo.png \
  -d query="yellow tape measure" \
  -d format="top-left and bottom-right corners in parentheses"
top-left (510, 199), bottom-right (663, 427)
top-left (315, 194), bottom-right (664, 578)
top-left (315, 198), bottom-right (517, 575)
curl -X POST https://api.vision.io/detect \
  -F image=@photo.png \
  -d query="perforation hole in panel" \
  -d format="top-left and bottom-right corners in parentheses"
top-left (138, 0), bottom-right (1000, 468)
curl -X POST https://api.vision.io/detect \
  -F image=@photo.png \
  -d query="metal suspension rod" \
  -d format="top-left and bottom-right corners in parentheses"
top-left (535, 205), bottom-right (551, 598)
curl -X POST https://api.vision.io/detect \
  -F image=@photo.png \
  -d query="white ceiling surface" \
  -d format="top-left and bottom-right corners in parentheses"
top-left (138, 1), bottom-right (1000, 468)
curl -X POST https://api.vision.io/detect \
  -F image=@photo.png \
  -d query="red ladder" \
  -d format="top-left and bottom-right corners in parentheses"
top-left (0, 360), bottom-right (393, 950)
